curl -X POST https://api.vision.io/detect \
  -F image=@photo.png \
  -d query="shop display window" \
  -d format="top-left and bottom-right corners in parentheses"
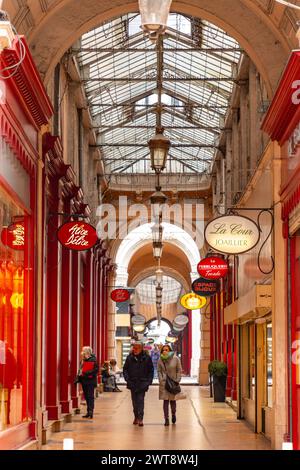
top-left (249, 323), bottom-right (256, 401)
top-left (0, 185), bottom-right (31, 431)
top-left (266, 322), bottom-right (273, 408)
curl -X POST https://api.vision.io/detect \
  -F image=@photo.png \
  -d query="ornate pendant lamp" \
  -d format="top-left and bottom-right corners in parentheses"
top-left (138, 0), bottom-right (172, 37)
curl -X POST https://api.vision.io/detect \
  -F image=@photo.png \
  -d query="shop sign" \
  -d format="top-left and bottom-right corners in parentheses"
top-left (180, 293), bottom-right (207, 310)
top-left (57, 222), bottom-right (98, 251)
top-left (205, 215), bottom-right (260, 255)
top-left (131, 314), bottom-right (146, 325)
top-left (289, 202), bottom-right (300, 236)
top-left (111, 288), bottom-right (130, 303)
top-left (174, 314), bottom-right (189, 326)
top-left (197, 256), bottom-right (228, 280)
top-left (1, 222), bottom-right (25, 251)
top-left (192, 277), bottom-right (220, 297)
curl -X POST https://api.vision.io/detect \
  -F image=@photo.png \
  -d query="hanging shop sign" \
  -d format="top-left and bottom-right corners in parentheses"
top-left (111, 288), bottom-right (130, 303)
top-left (131, 314), bottom-right (146, 325)
top-left (192, 277), bottom-right (220, 297)
top-left (172, 323), bottom-right (185, 332)
top-left (205, 215), bottom-right (260, 255)
top-left (174, 314), bottom-right (189, 326)
top-left (57, 222), bottom-right (98, 251)
top-left (1, 223), bottom-right (25, 251)
top-left (197, 256), bottom-right (228, 280)
top-left (180, 293), bottom-right (207, 310)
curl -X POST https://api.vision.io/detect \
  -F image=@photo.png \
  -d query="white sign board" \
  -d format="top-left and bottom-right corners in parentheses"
top-left (205, 215), bottom-right (260, 255)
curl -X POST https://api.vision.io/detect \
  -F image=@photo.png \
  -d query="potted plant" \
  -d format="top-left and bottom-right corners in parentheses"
top-left (208, 360), bottom-right (227, 402)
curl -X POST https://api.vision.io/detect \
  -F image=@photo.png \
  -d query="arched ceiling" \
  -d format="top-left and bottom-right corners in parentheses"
top-left (128, 241), bottom-right (192, 289)
top-left (2, 0), bottom-right (297, 94)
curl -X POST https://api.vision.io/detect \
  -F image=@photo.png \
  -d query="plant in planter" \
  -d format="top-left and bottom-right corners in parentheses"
top-left (208, 360), bottom-right (228, 403)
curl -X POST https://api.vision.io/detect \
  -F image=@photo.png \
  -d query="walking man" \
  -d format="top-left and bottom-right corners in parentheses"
top-left (123, 342), bottom-right (154, 427)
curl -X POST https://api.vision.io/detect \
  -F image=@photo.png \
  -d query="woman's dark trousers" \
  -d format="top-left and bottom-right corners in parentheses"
top-left (82, 383), bottom-right (95, 416)
top-left (163, 400), bottom-right (176, 419)
top-left (131, 390), bottom-right (145, 420)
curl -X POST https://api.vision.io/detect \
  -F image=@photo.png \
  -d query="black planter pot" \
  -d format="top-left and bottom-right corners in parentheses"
top-left (212, 374), bottom-right (227, 402)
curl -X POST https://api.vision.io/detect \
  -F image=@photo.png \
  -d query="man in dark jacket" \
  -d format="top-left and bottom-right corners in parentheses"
top-left (123, 342), bottom-right (154, 427)
top-left (77, 346), bottom-right (99, 419)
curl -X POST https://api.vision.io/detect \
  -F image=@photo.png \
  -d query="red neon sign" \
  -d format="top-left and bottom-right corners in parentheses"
top-left (1, 223), bottom-right (25, 251)
top-left (57, 222), bottom-right (98, 251)
top-left (197, 256), bottom-right (229, 280)
top-left (111, 289), bottom-right (130, 303)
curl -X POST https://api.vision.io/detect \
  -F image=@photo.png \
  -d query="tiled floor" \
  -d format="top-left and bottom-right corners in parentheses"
top-left (42, 386), bottom-right (271, 451)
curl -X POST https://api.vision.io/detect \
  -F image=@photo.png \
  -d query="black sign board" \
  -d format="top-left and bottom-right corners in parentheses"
top-left (192, 277), bottom-right (220, 297)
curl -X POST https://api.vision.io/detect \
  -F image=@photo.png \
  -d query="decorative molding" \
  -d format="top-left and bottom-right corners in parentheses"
top-left (261, 50), bottom-right (300, 144)
top-left (0, 107), bottom-right (35, 176)
top-left (0, 36), bottom-right (53, 129)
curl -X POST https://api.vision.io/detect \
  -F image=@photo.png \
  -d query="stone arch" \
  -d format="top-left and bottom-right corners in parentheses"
top-left (2, 0), bottom-right (295, 94)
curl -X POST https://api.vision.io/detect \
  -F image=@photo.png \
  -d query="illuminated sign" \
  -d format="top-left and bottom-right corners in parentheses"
top-left (1, 223), bottom-right (25, 251)
top-left (180, 293), bottom-right (207, 310)
top-left (205, 215), bottom-right (260, 255)
top-left (57, 222), bottom-right (98, 251)
top-left (197, 256), bottom-right (229, 280)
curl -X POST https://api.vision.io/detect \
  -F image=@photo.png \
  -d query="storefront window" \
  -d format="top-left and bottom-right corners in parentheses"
top-left (266, 322), bottom-right (273, 408)
top-left (0, 185), bottom-right (31, 430)
top-left (249, 323), bottom-right (256, 400)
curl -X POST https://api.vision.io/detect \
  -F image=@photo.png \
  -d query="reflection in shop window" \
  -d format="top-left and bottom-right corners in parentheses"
top-left (266, 322), bottom-right (273, 408)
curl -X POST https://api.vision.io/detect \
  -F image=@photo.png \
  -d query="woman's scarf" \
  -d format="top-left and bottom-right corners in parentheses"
top-left (160, 351), bottom-right (175, 362)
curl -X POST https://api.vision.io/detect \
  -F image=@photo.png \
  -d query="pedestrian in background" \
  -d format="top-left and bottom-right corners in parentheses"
top-left (76, 346), bottom-right (98, 419)
top-left (150, 344), bottom-right (160, 379)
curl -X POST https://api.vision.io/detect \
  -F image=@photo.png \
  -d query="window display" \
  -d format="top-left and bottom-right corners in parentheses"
top-left (0, 185), bottom-right (31, 430)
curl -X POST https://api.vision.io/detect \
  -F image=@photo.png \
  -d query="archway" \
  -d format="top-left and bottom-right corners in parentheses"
top-left (113, 222), bottom-right (202, 378)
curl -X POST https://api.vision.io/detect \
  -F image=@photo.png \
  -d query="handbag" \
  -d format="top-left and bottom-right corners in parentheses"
top-left (163, 362), bottom-right (181, 395)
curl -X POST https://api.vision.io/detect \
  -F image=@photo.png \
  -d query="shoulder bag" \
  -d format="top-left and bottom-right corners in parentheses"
top-left (163, 362), bottom-right (181, 395)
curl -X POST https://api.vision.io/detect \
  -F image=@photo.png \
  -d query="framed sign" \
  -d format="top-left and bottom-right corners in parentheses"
top-left (1, 222), bottom-right (25, 251)
top-left (192, 277), bottom-right (220, 297)
top-left (57, 222), bottom-right (98, 251)
top-left (205, 215), bottom-right (260, 255)
top-left (111, 288), bottom-right (130, 303)
top-left (197, 256), bottom-right (228, 280)
top-left (180, 293), bottom-right (207, 310)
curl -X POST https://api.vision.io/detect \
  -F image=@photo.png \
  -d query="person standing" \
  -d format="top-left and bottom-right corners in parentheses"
top-left (123, 342), bottom-right (154, 427)
top-left (77, 346), bottom-right (98, 419)
top-left (157, 344), bottom-right (182, 426)
top-left (150, 344), bottom-right (160, 379)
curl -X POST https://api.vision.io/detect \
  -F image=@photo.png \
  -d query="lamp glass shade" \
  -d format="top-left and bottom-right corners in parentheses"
top-left (152, 223), bottom-right (163, 243)
top-left (153, 242), bottom-right (163, 259)
top-left (156, 268), bottom-right (163, 285)
top-left (139, 0), bottom-right (172, 33)
top-left (149, 131), bottom-right (170, 172)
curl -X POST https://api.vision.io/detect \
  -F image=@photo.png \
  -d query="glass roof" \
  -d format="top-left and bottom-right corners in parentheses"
top-left (136, 275), bottom-right (182, 304)
top-left (76, 13), bottom-right (241, 175)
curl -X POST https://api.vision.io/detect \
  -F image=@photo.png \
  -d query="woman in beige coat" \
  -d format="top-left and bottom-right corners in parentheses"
top-left (157, 344), bottom-right (182, 426)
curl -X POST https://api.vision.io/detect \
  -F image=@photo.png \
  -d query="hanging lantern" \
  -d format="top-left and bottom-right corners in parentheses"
top-left (139, 0), bottom-right (172, 36)
top-left (149, 127), bottom-right (170, 172)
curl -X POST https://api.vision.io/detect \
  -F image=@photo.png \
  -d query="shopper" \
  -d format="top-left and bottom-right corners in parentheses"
top-left (123, 342), bottom-right (154, 426)
top-left (109, 359), bottom-right (123, 391)
top-left (157, 344), bottom-right (182, 426)
top-left (77, 346), bottom-right (98, 419)
top-left (150, 344), bottom-right (160, 379)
